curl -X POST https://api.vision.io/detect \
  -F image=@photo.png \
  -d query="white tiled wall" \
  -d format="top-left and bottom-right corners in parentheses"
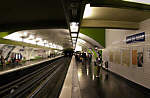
top-left (103, 18), bottom-right (150, 89)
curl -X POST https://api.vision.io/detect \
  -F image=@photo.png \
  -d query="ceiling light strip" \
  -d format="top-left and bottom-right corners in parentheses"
top-left (123, 0), bottom-right (150, 5)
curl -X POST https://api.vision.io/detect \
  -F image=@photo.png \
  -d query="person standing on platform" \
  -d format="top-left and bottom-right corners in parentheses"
top-left (82, 52), bottom-right (86, 65)
top-left (95, 56), bottom-right (102, 77)
top-left (10, 53), bottom-right (15, 64)
top-left (0, 50), bottom-right (6, 68)
top-left (88, 53), bottom-right (92, 64)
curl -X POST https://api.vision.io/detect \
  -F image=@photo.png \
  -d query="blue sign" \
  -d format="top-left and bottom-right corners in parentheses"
top-left (126, 32), bottom-right (145, 44)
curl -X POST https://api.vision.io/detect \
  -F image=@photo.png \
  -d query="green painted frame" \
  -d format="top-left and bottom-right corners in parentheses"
top-left (80, 28), bottom-right (105, 48)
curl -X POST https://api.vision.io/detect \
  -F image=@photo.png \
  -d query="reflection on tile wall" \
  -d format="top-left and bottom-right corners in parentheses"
top-left (103, 18), bottom-right (150, 89)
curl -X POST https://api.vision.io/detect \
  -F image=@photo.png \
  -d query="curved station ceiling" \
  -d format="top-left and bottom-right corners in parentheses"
top-left (0, 0), bottom-right (150, 51)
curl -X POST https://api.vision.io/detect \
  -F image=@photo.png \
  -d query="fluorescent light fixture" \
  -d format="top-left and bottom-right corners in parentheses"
top-left (71, 33), bottom-right (78, 37)
top-left (49, 43), bottom-right (53, 46)
top-left (72, 38), bottom-right (76, 41)
top-left (73, 40), bottom-right (76, 43)
top-left (73, 44), bottom-right (76, 47)
top-left (45, 44), bottom-right (49, 47)
top-left (123, 0), bottom-right (150, 5)
top-left (36, 38), bottom-right (42, 41)
top-left (4, 32), bottom-right (22, 42)
top-left (75, 45), bottom-right (82, 51)
top-left (83, 4), bottom-right (92, 18)
top-left (23, 38), bottom-right (36, 44)
top-left (3, 31), bottom-right (63, 50)
top-left (70, 22), bottom-right (79, 32)
top-left (23, 32), bottom-right (28, 36)
top-left (77, 38), bottom-right (86, 44)
top-left (28, 34), bottom-right (34, 40)
top-left (43, 40), bottom-right (48, 43)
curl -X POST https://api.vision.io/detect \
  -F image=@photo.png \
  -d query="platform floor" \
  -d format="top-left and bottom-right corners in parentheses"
top-left (76, 59), bottom-right (149, 98)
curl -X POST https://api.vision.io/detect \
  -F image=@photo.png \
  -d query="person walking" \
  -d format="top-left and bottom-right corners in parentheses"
top-left (95, 57), bottom-right (100, 77)
top-left (96, 56), bottom-right (102, 77)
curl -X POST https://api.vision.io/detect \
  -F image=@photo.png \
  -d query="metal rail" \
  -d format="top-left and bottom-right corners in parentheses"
top-left (0, 57), bottom-right (65, 98)
top-left (29, 61), bottom-right (64, 98)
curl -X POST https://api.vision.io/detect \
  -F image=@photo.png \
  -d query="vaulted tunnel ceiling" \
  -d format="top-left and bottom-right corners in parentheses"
top-left (0, 0), bottom-right (150, 50)
top-left (0, 0), bottom-right (68, 31)
top-left (0, 0), bottom-right (150, 31)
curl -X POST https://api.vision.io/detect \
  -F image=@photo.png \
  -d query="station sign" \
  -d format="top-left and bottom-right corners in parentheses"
top-left (126, 32), bottom-right (145, 44)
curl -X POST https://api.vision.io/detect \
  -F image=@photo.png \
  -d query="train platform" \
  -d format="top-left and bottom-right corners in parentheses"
top-left (59, 56), bottom-right (150, 98)
top-left (0, 56), bottom-right (62, 75)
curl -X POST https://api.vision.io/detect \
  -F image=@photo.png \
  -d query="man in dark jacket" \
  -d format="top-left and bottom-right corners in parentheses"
top-left (95, 56), bottom-right (102, 77)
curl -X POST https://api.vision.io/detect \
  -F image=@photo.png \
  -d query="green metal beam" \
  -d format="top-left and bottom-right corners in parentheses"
top-left (80, 28), bottom-right (105, 48)
top-left (0, 32), bottom-right (11, 38)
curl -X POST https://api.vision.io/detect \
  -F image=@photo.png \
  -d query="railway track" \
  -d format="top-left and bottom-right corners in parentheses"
top-left (0, 57), bottom-right (71, 98)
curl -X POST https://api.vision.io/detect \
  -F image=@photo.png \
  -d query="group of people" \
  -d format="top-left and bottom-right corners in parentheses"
top-left (10, 53), bottom-right (23, 64)
top-left (0, 50), bottom-right (23, 67)
top-left (75, 52), bottom-right (92, 63)
top-left (75, 51), bottom-right (108, 77)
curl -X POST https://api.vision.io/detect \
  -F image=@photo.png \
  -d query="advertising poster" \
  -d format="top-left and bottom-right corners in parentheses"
top-left (122, 49), bottom-right (130, 66)
top-left (137, 52), bottom-right (143, 67)
top-left (132, 47), bottom-right (144, 67)
top-left (109, 51), bottom-right (113, 62)
top-left (146, 47), bottom-right (150, 59)
top-left (137, 47), bottom-right (144, 67)
top-left (145, 47), bottom-right (150, 64)
top-left (114, 49), bottom-right (121, 64)
top-left (132, 50), bottom-right (137, 65)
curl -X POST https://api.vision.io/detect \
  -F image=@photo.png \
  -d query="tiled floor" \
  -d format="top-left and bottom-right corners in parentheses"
top-left (76, 60), bottom-right (149, 98)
